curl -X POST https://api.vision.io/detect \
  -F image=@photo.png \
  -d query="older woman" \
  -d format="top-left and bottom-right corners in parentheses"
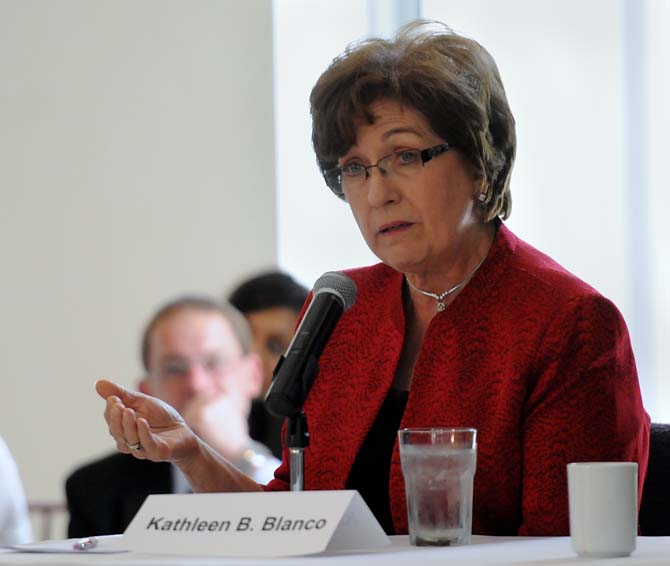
top-left (97, 21), bottom-right (649, 536)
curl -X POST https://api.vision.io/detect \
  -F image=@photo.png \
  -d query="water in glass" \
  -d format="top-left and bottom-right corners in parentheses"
top-left (401, 445), bottom-right (476, 546)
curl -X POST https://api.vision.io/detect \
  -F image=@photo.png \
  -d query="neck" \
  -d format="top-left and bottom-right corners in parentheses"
top-left (404, 222), bottom-right (495, 316)
top-left (406, 222), bottom-right (494, 288)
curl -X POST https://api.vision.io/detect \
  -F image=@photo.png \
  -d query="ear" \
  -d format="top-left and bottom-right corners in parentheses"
top-left (240, 352), bottom-right (263, 398)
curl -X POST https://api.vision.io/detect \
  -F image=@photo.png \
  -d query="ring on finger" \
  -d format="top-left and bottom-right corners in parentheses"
top-left (125, 441), bottom-right (142, 452)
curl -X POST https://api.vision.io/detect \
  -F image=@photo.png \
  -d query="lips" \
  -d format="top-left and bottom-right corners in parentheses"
top-left (378, 221), bottom-right (413, 234)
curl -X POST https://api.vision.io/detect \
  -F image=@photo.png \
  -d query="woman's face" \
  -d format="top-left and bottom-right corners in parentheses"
top-left (339, 99), bottom-right (485, 277)
top-left (245, 306), bottom-right (300, 395)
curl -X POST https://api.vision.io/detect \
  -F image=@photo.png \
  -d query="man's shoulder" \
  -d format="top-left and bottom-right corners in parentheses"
top-left (66, 452), bottom-right (171, 492)
top-left (65, 453), bottom-right (173, 537)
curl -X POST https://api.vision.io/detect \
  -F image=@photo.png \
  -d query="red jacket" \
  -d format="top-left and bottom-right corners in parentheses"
top-left (266, 223), bottom-right (650, 535)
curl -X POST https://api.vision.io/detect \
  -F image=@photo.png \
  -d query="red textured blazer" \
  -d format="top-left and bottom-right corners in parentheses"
top-left (266, 223), bottom-right (650, 535)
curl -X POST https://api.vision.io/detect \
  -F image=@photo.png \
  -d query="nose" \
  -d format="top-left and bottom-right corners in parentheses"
top-left (366, 166), bottom-right (399, 208)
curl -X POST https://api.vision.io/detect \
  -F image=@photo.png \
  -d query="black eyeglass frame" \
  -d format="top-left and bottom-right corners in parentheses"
top-left (321, 142), bottom-right (452, 199)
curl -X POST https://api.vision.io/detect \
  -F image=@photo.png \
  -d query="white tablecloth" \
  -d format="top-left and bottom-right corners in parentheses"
top-left (2, 535), bottom-right (669, 565)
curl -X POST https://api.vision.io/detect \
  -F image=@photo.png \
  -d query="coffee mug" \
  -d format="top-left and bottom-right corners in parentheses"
top-left (567, 462), bottom-right (637, 558)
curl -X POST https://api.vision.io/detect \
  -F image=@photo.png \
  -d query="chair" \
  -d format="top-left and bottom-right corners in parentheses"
top-left (28, 501), bottom-right (67, 541)
top-left (639, 423), bottom-right (670, 535)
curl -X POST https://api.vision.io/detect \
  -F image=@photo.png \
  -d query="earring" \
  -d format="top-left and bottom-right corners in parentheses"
top-left (477, 191), bottom-right (487, 203)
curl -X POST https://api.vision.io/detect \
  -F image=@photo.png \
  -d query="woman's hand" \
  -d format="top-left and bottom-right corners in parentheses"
top-left (96, 379), bottom-right (265, 494)
top-left (95, 379), bottom-right (198, 465)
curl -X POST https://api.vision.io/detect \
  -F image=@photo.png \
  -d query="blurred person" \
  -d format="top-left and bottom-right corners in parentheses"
top-left (93, 22), bottom-right (649, 536)
top-left (229, 270), bottom-right (309, 459)
top-left (228, 270), bottom-right (308, 395)
top-left (66, 296), bottom-right (278, 537)
top-left (0, 435), bottom-right (32, 545)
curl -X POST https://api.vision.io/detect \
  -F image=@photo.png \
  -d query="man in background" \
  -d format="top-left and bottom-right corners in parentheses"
top-left (66, 296), bottom-right (278, 537)
top-left (229, 271), bottom-right (308, 459)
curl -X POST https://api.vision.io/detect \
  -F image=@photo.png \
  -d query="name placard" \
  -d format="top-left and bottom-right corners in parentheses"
top-left (123, 490), bottom-right (389, 558)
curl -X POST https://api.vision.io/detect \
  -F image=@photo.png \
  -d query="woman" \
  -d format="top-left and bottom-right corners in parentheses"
top-left (97, 21), bottom-right (649, 536)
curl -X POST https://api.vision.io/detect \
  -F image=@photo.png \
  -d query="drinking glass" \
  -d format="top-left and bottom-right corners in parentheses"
top-left (398, 427), bottom-right (477, 546)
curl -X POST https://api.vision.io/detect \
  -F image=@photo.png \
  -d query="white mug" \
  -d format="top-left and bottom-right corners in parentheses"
top-left (567, 462), bottom-right (637, 558)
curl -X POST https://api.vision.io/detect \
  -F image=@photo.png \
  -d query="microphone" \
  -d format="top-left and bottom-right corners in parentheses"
top-left (264, 271), bottom-right (357, 418)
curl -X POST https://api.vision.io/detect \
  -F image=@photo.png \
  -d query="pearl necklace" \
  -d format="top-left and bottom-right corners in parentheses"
top-left (405, 255), bottom-right (487, 312)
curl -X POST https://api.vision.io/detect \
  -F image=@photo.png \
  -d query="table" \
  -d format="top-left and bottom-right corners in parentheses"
top-left (1, 535), bottom-right (669, 565)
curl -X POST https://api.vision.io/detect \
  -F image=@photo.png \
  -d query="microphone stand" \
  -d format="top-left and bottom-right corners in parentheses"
top-left (287, 411), bottom-right (309, 491)
top-left (284, 356), bottom-right (319, 492)
top-left (266, 353), bottom-right (320, 492)
top-left (264, 288), bottom-right (352, 492)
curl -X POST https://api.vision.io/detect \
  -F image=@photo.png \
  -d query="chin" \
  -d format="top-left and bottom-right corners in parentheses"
top-left (367, 236), bottom-right (424, 272)
top-left (376, 252), bottom-right (422, 274)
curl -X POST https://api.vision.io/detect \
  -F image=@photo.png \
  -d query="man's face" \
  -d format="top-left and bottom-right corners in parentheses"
top-left (140, 308), bottom-right (259, 413)
top-left (245, 306), bottom-right (300, 395)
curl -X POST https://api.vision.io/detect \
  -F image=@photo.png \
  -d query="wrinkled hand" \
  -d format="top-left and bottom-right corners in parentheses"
top-left (96, 379), bottom-right (198, 464)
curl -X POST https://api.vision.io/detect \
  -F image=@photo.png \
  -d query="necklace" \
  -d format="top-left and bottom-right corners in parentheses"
top-left (405, 255), bottom-right (487, 312)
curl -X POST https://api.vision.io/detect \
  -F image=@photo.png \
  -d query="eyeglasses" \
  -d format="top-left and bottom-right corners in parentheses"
top-left (322, 142), bottom-right (451, 198)
top-left (152, 353), bottom-right (230, 381)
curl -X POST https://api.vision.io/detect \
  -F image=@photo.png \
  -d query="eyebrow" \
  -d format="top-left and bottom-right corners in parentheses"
top-left (381, 127), bottom-right (425, 140)
top-left (339, 126), bottom-right (427, 164)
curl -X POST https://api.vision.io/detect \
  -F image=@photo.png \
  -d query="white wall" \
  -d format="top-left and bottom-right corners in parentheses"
top-left (274, 0), bottom-right (378, 285)
top-left (0, 0), bottom-right (276, 536)
top-left (648, 0), bottom-right (670, 422)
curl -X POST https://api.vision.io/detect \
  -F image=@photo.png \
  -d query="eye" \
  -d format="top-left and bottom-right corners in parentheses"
top-left (340, 163), bottom-right (366, 177)
top-left (162, 360), bottom-right (188, 377)
top-left (266, 337), bottom-right (286, 356)
top-left (395, 149), bottom-right (421, 165)
top-left (202, 354), bottom-right (224, 373)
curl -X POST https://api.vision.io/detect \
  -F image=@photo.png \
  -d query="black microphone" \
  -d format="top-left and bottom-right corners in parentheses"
top-left (264, 271), bottom-right (357, 418)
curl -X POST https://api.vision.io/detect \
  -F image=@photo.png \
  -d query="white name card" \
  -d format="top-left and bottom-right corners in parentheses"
top-left (123, 490), bottom-right (390, 558)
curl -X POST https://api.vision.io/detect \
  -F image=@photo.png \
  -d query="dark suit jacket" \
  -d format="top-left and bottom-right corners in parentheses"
top-left (248, 399), bottom-right (284, 460)
top-left (66, 453), bottom-right (173, 537)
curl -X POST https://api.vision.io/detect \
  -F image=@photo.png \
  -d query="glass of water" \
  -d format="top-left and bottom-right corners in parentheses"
top-left (398, 428), bottom-right (477, 546)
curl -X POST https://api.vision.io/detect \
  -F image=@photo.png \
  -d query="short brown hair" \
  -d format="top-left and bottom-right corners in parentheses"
top-left (140, 296), bottom-right (252, 371)
top-left (310, 20), bottom-right (515, 221)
